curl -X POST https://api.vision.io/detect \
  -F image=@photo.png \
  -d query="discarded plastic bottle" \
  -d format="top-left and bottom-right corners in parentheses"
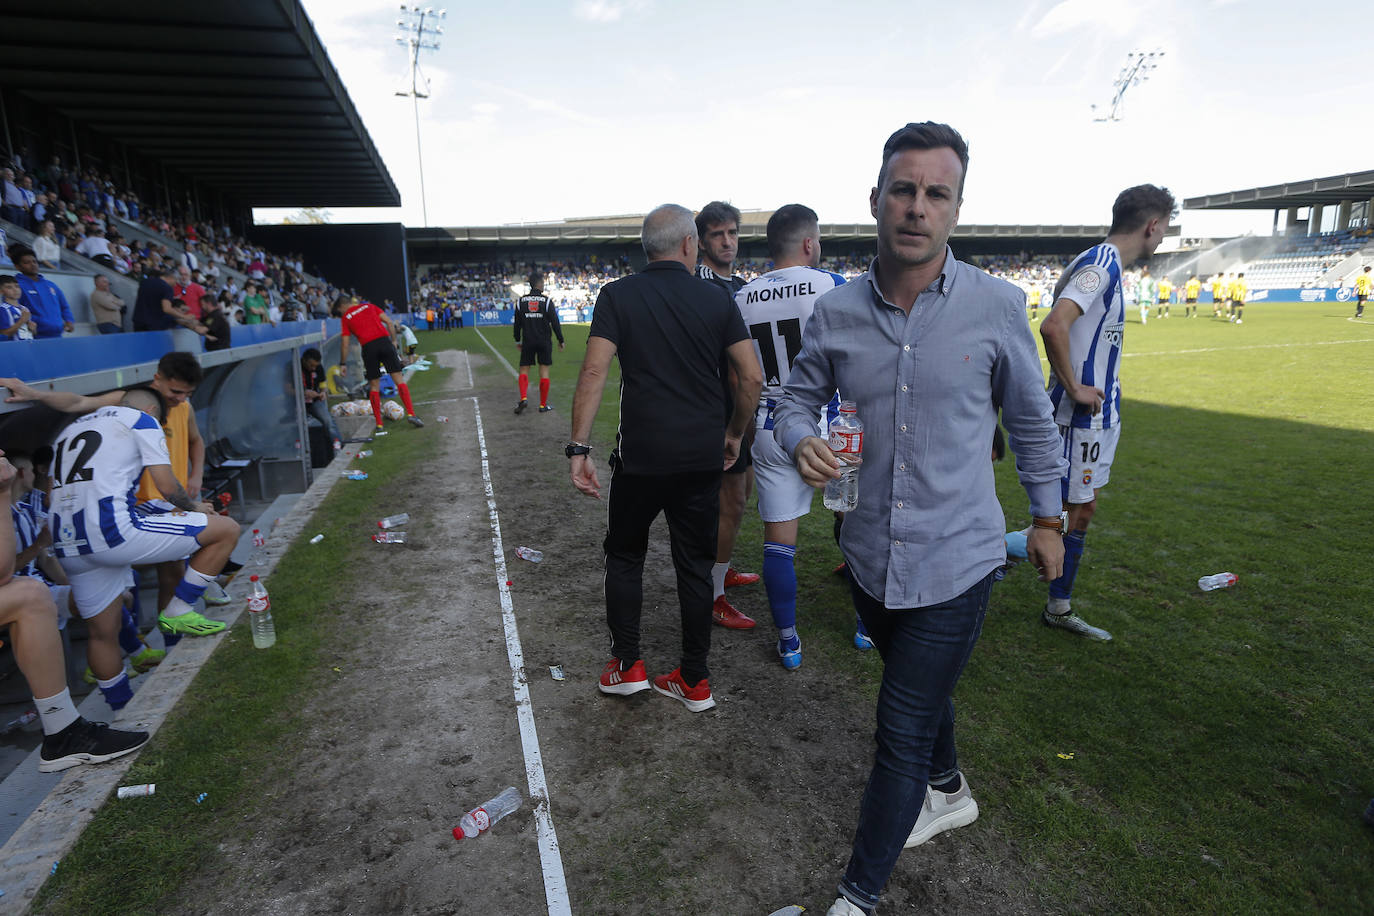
top-left (247, 575), bottom-right (276, 648)
top-left (356, 450), bottom-right (373, 458)
top-left (342, 470), bottom-right (368, 480)
top-left (373, 531), bottom-right (407, 544)
top-left (378, 513), bottom-right (410, 529)
top-left (250, 528), bottom-right (267, 566)
top-left (453, 786), bottom-right (522, 840)
top-left (822, 400), bottom-right (864, 512)
top-left (1198, 572), bottom-right (1238, 592)
top-left (515, 546), bottom-right (543, 563)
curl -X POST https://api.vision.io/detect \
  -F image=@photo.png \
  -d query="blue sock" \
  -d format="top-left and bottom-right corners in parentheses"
top-left (1048, 530), bottom-right (1086, 600)
top-left (762, 542), bottom-right (798, 631)
top-left (854, 614), bottom-right (871, 638)
top-left (98, 672), bottom-right (133, 711)
top-left (118, 606), bottom-right (144, 656)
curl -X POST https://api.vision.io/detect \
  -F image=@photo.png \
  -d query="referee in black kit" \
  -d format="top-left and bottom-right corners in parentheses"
top-left (513, 273), bottom-right (565, 414)
top-left (568, 204), bottom-right (763, 713)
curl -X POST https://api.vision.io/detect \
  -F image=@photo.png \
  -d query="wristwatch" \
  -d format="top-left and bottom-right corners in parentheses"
top-left (1031, 511), bottom-right (1068, 534)
top-left (565, 442), bottom-right (592, 458)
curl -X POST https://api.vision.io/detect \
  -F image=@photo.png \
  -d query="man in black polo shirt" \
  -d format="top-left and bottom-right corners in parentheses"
top-left (513, 273), bottom-right (565, 414)
top-left (133, 264), bottom-right (210, 338)
top-left (569, 204), bottom-right (762, 713)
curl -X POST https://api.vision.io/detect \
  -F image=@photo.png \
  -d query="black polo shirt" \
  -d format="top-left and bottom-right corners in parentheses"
top-left (132, 276), bottom-right (176, 331)
top-left (589, 260), bottom-right (748, 475)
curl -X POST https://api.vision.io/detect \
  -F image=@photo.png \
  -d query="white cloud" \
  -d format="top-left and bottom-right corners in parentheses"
top-left (470, 79), bottom-right (610, 128)
top-left (1031, 0), bottom-right (1140, 37)
top-left (573, 0), bottom-right (646, 23)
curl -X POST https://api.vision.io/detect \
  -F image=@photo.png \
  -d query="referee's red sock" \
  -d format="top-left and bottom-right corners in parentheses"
top-left (539, 377), bottom-right (549, 408)
top-left (518, 372), bottom-right (529, 401)
top-left (397, 381), bottom-right (415, 416)
top-left (369, 389), bottom-right (383, 426)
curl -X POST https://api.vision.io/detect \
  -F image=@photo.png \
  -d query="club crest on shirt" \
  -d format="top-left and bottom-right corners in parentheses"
top-left (1082, 468), bottom-right (1093, 486)
top-left (1075, 271), bottom-right (1101, 294)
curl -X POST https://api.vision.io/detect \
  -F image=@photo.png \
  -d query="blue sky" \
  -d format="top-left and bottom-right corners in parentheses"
top-left (256, 0), bottom-right (1374, 239)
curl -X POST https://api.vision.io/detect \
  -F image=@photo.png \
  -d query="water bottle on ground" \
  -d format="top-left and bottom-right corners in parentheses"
top-left (377, 513), bottom-right (409, 529)
top-left (453, 786), bottom-right (522, 840)
top-left (1198, 572), bottom-right (1238, 592)
top-left (373, 531), bottom-right (407, 544)
top-left (247, 575), bottom-right (276, 648)
top-left (250, 528), bottom-right (266, 566)
top-left (515, 546), bottom-right (543, 563)
top-left (823, 400), bottom-right (864, 512)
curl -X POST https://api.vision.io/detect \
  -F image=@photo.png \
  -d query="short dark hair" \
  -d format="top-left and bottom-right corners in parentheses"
top-left (766, 204), bottom-right (819, 260)
top-left (695, 201), bottom-right (741, 237)
top-left (0, 274), bottom-right (16, 286)
top-left (878, 122), bottom-right (970, 197)
top-left (7, 244), bottom-right (34, 263)
top-left (121, 386), bottom-right (167, 423)
top-left (1108, 184), bottom-right (1176, 235)
top-left (157, 351), bottom-right (202, 386)
top-left (302, 347), bottom-right (322, 362)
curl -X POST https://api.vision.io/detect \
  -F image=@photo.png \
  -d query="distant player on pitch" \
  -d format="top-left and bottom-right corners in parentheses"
top-left (1040, 184), bottom-right (1176, 641)
top-left (513, 273), bottom-right (565, 414)
top-left (1356, 265), bottom-right (1371, 318)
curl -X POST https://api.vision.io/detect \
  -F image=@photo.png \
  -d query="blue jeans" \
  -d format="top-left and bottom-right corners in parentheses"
top-left (838, 570), bottom-right (995, 913)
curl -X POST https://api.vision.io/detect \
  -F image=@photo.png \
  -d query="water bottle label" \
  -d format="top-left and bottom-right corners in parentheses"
top-left (829, 430), bottom-right (863, 455)
top-left (471, 808), bottom-right (490, 832)
top-left (248, 597), bottom-right (269, 613)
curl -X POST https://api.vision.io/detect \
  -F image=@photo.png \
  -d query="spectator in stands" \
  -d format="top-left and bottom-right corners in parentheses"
top-left (0, 450), bottom-right (151, 772)
top-left (242, 282), bottom-right (268, 325)
top-left (31, 220), bottom-right (62, 269)
top-left (173, 265), bottom-right (206, 319)
top-left (133, 264), bottom-right (212, 339)
top-left (300, 348), bottom-right (341, 449)
top-left (0, 274), bottom-right (36, 340)
top-left (201, 295), bottom-right (230, 351)
top-left (2, 168), bottom-right (31, 229)
top-left (31, 191), bottom-right (49, 226)
top-left (89, 274), bottom-right (124, 335)
top-left (9, 246), bottom-right (74, 338)
top-left (75, 225), bottom-right (114, 266)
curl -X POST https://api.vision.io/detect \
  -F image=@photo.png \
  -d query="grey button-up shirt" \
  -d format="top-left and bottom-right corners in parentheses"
top-left (774, 250), bottom-right (1067, 609)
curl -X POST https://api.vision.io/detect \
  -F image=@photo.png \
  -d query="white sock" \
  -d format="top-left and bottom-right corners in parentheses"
top-left (97, 671), bottom-right (127, 689)
top-left (712, 562), bottom-right (728, 600)
top-left (1047, 597), bottom-right (1071, 616)
top-left (35, 688), bottom-right (80, 735)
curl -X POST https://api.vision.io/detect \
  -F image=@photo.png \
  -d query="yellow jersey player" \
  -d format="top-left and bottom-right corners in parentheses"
top-left (1156, 278), bottom-right (1172, 318)
top-left (1354, 265), bottom-right (1371, 318)
top-left (1229, 273), bottom-right (1248, 324)
top-left (1210, 274), bottom-right (1225, 317)
top-left (1184, 275), bottom-right (1201, 317)
top-left (1028, 285), bottom-right (1042, 321)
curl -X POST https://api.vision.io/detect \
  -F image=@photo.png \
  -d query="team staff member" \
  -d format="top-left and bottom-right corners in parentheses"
top-left (513, 274), bottom-right (565, 414)
top-left (338, 296), bottom-right (424, 431)
top-left (1356, 265), bottom-right (1371, 318)
top-left (1184, 274), bottom-right (1201, 318)
top-left (569, 204), bottom-right (762, 714)
top-left (696, 200), bottom-right (761, 628)
top-left (773, 122), bottom-right (1066, 916)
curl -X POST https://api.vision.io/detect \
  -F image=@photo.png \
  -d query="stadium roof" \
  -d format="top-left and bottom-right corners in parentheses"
top-left (1184, 170), bottom-right (1374, 211)
top-left (0, 0), bottom-right (399, 208)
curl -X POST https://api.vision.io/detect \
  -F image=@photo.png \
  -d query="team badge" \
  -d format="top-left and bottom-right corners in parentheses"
top-left (1082, 468), bottom-right (1093, 486)
top-left (1075, 271), bottom-right (1101, 294)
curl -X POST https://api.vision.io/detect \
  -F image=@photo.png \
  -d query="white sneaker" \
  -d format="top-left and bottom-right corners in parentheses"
top-left (826, 897), bottom-right (867, 916)
top-left (905, 774), bottom-right (980, 848)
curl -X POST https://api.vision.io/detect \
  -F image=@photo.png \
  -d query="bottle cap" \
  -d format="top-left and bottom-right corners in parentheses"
top-left (452, 825), bottom-right (467, 840)
top-left (250, 575), bottom-right (260, 582)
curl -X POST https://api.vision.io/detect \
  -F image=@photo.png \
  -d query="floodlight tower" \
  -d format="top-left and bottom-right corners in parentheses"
top-left (395, 5), bottom-right (446, 227)
top-left (1092, 49), bottom-right (1163, 122)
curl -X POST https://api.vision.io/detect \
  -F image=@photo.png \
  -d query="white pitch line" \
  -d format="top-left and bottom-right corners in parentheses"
top-left (1038, 336), bottom-right (1374, 362)
top-left (470, 396), bottom-right (572, 916)
top-left (475, 327), bottom-right (519, 378)
top-left (464, 349), bottom-right (475, 389)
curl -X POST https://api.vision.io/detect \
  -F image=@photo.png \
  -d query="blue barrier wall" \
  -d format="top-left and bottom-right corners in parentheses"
top-left (1244, 287), bottom-right (1356, 303)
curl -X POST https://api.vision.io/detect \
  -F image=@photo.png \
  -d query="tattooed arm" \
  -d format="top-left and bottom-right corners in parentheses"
top-left (147, 464), bottom-right (199, 512)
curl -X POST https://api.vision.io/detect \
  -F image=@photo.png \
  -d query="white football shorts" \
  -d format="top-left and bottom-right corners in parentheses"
top-left (1060, 424), bottom-right (1120, 505)
top-left (752, 426), bottom-right (815, 523)
top-left (58, 508), bottom-right (208, 618)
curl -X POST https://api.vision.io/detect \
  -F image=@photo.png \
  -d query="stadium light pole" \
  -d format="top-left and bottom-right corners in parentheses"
top-left (395, 5), bottom-right (445, 228)
top-left (1092, 49), bottom-right (1163, 122)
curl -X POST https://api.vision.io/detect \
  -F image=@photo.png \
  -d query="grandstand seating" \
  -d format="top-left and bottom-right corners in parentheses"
top-left (1240, 230), bottom-right (1370, 288)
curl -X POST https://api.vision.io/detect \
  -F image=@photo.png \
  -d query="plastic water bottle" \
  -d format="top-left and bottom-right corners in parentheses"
top-left (1198, 572), bottom-right (1238, 592)
top-left (247, 575), bottom-right (275, 648)
top-left (250, 528), bottom-right (266, 566)
top-left (377, 513), bottom-right (410, 529)
top-left (373, 531), bottom-right (407, 543)
top-left (822, 400), bottom-right (863, 512)
top-left (515, 546), bottom-right (543, 563)
top-left (453, 786), bottom-right (522, 840)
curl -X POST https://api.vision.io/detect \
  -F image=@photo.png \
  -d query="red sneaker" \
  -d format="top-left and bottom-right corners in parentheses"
top-left (652, 667), bottom-right (716, 712)
top-left (712, 595), bottom-right (756, 629)
top-left (724, 567), bottom-right (760, 588)
top-left (598, 659), bottom-right (650, 696)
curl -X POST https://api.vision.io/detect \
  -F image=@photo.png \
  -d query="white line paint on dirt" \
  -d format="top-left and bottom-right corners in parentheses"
top-left (475, 328), bottom-right (519, 378)
top-left (464, 349), bottom-right (475, 388)
top-left (470, 395), bottom-right (572, 916)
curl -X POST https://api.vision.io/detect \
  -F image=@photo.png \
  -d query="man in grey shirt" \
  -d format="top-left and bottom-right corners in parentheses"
top-left (772, 122), bottom-right (1068, 916)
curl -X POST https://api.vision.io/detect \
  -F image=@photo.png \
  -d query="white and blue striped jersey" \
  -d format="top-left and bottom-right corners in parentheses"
top-left (735, 265), bottom-right (846, 429)
top-left (11, 490), bottom-right (47, 579)
top-left (47, 405), bottom-right (193, 558)
top-left (1047, 243), bottom-right (1125, 430)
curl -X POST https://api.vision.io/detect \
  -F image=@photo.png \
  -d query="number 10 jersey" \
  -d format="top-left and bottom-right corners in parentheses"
top-left (49, 405), bottom-right (172, 558)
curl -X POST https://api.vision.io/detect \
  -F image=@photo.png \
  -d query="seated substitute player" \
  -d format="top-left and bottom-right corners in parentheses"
top-left (1041, 184), bottom-right (1175, 641)
top-left (513, 273), bottom-right (565, 414)
top-left (337, 296), bottom-right (424, 431)
top-left (0, 449), bottom-right (151, 772)
top-left (49, 388), bottom-right (241, 712)
top-left (734, 205), bottom-right (847, 669)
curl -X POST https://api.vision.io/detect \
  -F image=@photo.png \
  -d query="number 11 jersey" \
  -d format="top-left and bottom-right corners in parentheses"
top-left (49, 405), bottom-right (172, 558)
top-left (736, 265), bottom-right (847, 410)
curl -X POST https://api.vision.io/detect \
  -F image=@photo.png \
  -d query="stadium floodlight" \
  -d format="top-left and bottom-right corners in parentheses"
top-left (1092, 49), bottom-right (1164, 123)
top-left (395, 4), bottom-right (446, 227)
